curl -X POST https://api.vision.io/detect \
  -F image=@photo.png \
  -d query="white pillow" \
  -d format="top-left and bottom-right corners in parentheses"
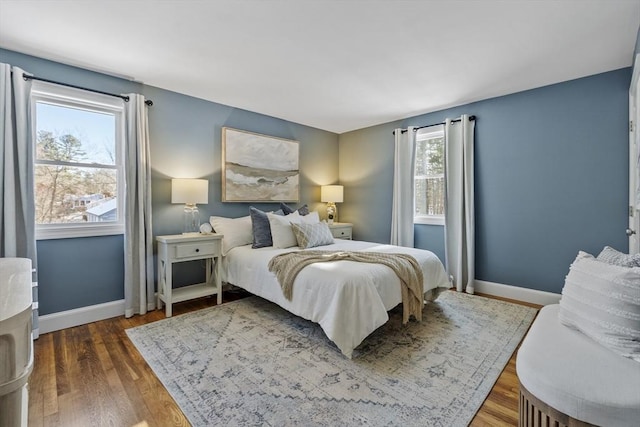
top-left (267, 211), bottom-right (320, 249)
top-left (596, 246), bottom-right (640, 267)
top-left (559, 251), bottom-right (640, 362)
top-left (301, 211), bottom-right (320, 224)
top-left (209, 215), bottom-right (252, 255)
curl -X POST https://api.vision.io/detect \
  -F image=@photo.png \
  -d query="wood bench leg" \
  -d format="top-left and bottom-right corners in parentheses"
top-left (519, 382), bottom-right (597, 427)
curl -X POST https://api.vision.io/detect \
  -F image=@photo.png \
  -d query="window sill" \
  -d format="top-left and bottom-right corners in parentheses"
top-left (36, 224), bottom-right (124, 240)
top-left (414, 216), bottom-right (444, 226)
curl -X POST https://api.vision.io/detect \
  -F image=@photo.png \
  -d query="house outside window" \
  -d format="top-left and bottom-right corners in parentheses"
top-left (414, 126), bottom-right (445, 225)
top-left (31, 81), bottom-right (125, 239)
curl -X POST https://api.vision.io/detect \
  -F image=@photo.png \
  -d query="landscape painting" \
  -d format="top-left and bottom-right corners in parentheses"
top-left (222, 127), bottom-right (299, 202)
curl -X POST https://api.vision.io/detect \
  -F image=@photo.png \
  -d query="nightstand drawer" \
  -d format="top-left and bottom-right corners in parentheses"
top-left (330, 226), bottom-right (352, 240)
top-left (175, 241), bottom-right (221, 259)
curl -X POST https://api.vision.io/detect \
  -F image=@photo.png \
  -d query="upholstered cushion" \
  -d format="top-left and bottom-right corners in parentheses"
top-left (280, 202), bottom-right (309, 216)
top-left (596, 246), bottom-right (640, 267)
top-left (291, 222), bottom-right (334, 249)
top-left (209, 215), bottom-right (252, 255)
top-left (249, 207), bottom-right (283, 248)
top-left (268, 211), bottom-right (320, 249)
top-left (517, 304), bottom-right (640, 427)
top-left (559, 251), bottom-right (640, 362)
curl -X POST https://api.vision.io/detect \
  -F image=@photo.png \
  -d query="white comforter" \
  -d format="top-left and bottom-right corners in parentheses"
top-left (221, 240), bottom-right (450, 358)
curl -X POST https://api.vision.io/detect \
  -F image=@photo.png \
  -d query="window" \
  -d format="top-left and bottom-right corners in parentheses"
top-left (31, 82), bottom-right (125, 239)
top-left (414, 126), bottom-right (444, 225)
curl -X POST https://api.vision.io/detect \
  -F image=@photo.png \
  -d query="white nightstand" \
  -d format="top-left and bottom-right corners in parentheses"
top-left (328, 222), bottom-right (353, 240)
top-left (156, 233), bottom-right (223, 317)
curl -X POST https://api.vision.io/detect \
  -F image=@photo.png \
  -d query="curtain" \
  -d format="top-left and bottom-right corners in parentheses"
top-left (444, 115), bottom-right (475, 293)
top-left (123, 94), bottom-right (154, 318)
top-left (391, 126), bottom-right (416, 247)
top-left (0, 63), bottom-right (39, 336)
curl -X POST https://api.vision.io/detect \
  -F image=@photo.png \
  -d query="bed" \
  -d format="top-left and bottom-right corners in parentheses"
top-left (220, 239), bottom-right (451, 358)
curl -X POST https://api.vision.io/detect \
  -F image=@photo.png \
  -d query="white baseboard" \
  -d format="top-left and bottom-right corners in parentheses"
top-left (35, 283), bottom-right (557, 334)
top-left (38, 299), bottom-right (125, 335)
top-left (473, 280), bottom-right (561, 306)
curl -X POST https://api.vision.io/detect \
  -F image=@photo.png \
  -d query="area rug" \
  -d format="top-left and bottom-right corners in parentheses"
top-left (126, 291), bottom-right (536, 426)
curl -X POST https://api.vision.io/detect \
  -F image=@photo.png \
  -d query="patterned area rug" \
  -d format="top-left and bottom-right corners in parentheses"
top-left (126, 291), bottom-right (536, 426)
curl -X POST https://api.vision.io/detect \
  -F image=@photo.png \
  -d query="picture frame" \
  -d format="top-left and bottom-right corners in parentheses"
top-left (222, 127), bottom-right (299, 202)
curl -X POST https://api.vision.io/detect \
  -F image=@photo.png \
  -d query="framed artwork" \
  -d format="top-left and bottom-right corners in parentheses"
top-left (222, 127), bottom-right (299, 202)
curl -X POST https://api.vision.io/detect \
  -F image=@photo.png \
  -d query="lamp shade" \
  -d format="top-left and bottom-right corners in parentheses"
top-left (171, 179), bottom-right (209, 204)
top-left (321, 185), bottom-right (344, 203)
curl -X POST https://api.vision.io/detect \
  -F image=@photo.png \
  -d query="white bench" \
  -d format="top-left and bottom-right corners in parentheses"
top-left (516, 304), bottom-right (640, 427)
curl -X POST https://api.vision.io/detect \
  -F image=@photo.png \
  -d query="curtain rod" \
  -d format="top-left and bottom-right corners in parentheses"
top-left (22, 74), bottom-right (153, 106)
top-left (392, 115), bottom-right (476, 135)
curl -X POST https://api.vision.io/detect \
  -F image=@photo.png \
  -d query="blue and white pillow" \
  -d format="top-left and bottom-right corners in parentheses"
top-left (291, 222), bottom-right (334, 249)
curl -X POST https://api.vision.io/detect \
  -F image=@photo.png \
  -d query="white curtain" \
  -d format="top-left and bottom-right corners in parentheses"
top-left (123, 94), bottom-right (154, 317)
top-left (444, 115), bottom-right (475, 293)
top-left (0, 63), bottom-right (39, 335)
top-left (391, 126), bottom-right (416, 247)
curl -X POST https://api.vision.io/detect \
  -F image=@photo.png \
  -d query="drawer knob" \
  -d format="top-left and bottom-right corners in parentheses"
top-left (195, 248), bottom-right (200, 252)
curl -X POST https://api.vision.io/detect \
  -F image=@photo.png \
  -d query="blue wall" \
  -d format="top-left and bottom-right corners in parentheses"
top-left (1, 48), bottom-right (339, 315)
top-left (340, 68), bottom-right (631, 294)
top-left (1, 46), bottom-right (632, 310)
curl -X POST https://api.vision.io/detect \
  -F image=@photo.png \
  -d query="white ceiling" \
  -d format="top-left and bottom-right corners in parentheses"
top-left (0, 0), bottom-right (638, 134)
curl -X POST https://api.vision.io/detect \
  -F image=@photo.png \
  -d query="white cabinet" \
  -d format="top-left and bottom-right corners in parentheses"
top-left (328, 222), bottom-right (353, 240)
top-left (156, 234), bottom-right (224, 317)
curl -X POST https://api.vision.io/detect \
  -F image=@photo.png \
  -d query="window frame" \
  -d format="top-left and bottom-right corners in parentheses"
top-left (31, 82), bottom-right (126, 240)
top-left (414, 125), bottom-right (445, 226)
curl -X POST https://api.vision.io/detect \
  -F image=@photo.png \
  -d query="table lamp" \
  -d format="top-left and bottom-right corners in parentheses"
top-left (171, 178), bottom-right (209, 234)
top-left (321, 185), bottom-right (343, 224)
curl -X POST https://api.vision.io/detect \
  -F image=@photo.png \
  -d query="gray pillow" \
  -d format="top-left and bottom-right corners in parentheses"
top-left (249, 207), bottom-right (283, 248)
top-left (596, 246), bottom-right (640, 267)
top-left (291, 222), bottom-right (334, 249)
top-left (280, 202), bottom-right (309, 216)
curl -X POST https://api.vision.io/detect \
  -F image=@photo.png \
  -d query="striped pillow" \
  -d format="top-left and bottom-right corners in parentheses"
top-left (596, 246), bottom-right (640, 267)
top-left (559, 251), bottom-right (640, 362)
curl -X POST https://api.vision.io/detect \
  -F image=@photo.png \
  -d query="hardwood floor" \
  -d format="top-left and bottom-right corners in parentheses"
top-left (28, 291), bottom-right (540, 426)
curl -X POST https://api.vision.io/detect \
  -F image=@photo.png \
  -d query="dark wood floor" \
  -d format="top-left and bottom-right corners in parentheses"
top-left (28, 291), bottom-right (540, 426)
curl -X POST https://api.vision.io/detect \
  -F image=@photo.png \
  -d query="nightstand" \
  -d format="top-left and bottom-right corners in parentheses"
top-left (156, 233), bottom-right (223, 317)
top-left (328, 222), bottom-right (353, 240)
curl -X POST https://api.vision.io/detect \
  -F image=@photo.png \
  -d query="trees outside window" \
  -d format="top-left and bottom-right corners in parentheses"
top-left (32, 82), bottom-right (125, 239)
top-left (414, 126), bottom-right (445, 225)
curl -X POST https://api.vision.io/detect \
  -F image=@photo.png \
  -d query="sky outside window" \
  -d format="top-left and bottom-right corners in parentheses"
top-left (36, 102), bottom-right (115, 165)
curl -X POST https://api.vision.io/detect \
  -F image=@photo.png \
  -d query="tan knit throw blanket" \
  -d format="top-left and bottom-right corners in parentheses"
top-left (268, 251), bottom-right (425, 323)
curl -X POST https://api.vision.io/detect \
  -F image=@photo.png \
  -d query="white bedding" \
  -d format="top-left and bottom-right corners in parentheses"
top-left (221, 239), bottom-right (450, 358)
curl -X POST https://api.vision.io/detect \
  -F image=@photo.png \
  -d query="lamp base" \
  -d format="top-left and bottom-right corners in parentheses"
top-left (183, 203), bottom-right (200, 234)
top-left (326, 202), bottom-right (337, 224)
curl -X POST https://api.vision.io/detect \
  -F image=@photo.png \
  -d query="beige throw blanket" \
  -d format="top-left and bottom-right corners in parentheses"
top-left (268, 251), bottom-right (425, 323)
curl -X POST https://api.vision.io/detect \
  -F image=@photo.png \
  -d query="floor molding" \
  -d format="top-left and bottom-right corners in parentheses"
top-left (473, 280), bottom-right (561, 306)
top-left (38, 299), bottom-right (125, 335)
top-left (36, 283), bottom-right (559, 335)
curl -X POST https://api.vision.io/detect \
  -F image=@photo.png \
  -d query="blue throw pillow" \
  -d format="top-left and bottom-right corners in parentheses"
top-left (280, 202), bottom-right (295, 215)
top-left (250, 207), bottom-right (283, 248)
top-left (280, 202), bottom-right (309, 216)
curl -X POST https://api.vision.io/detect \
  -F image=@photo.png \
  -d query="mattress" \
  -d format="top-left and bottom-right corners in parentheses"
top-left (221, 239), bottom-right (450, 358)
